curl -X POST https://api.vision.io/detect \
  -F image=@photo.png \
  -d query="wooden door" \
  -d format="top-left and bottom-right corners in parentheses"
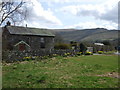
top-left (19, 44), bottom-right (25, 51)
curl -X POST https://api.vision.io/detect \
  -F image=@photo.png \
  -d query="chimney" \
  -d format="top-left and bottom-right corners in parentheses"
top-left (26, 24), bottom-right (27, 27)
top-left (6, 21), bottom-right (11, 26)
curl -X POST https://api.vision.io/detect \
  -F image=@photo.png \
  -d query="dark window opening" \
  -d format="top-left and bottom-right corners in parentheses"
top-left (41, 42), bottom-right (45, 48)
top-left (40, 38), bottom-right (45, 48)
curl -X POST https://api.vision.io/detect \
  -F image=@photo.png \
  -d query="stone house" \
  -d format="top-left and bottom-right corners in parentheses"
top-left (2, 24), bottom-right (55, 52)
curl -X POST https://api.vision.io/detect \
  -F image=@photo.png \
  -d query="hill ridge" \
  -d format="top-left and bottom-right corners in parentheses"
top-left (51, 28), bottom-right (119, 42)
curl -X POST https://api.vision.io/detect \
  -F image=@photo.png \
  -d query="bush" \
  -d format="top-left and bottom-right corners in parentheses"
top-left (77, 52), bottom-right (82, 56)
top-left (103, 51), bottom-right (115, 55)
top-left (54, 43), bottom-right (71, 49)
top-left (53, 54), bottom-right (57, 57)
top-left (63, 53), bottom-right (71, 57)
top-left (23, 56), bottom-right (32, 60)
top-left (85, 52), bottom-right (93, 55)
top-left (98, 51), bottom-right (103, 54)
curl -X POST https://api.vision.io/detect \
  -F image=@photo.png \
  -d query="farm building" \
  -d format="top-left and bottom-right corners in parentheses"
top-left (2, 22), bottom-right (55, 52)
top-left (87, 47), bottom-right (93, 53)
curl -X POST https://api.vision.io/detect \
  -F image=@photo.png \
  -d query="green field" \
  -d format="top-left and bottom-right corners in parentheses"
top-left (2, 55), bottom-right (119, 88)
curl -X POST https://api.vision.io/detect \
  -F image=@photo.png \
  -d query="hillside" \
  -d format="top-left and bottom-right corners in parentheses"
top-left (51, 28), bottom-right (119, 42)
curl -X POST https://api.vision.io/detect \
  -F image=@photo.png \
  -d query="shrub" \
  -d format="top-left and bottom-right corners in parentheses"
top-left (54, 43), bottom-right (71, 49)
top-left (103, 51), bottom-right (114, 55)
top-left (42, 56), bottom-right (49, 59)
top-left (85, 52), bottom-right (93, 55)
top-left (52, 54), bottom-right (58, 57)
top-left (31, 56), bottom-right (39, 60)
top-left (23, 56), bottom-right (32, 60)
top-left (98, 51), bottom-right (103, 54)
top-left (77, 52), bottom-right (82, 56)
top-left (23, 56), bottom-right (40, 60)
top-left (63, 53), bottom-right (71, 57)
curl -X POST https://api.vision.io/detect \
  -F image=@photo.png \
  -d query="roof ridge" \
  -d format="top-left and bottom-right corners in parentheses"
top-left (6, 26), bottom-right (55, 37)
top-left (7, 25), bottom-right (48, 30)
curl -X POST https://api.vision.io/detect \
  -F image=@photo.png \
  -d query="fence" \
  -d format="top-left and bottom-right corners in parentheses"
top-left (2, 49), bottom-right (80, 62)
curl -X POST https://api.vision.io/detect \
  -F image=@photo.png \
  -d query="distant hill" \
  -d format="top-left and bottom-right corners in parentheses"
top-left (50, 28), bottom-right (119, 43)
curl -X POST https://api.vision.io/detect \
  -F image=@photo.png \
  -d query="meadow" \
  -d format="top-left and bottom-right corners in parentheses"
top-left (2, 55), bottom-right (119, 88)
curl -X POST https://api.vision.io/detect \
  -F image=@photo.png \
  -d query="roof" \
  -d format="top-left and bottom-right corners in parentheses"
top-left (94, 43), bottom-right (104, 46)
top-left (5, 26), bottom-right (55, 37)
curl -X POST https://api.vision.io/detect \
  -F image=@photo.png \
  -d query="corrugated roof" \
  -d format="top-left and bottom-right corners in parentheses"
top-left (6, 26), bottom-right (55, 37)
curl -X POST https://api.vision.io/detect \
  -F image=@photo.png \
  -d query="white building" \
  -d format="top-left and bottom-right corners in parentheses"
top-left (94, 43), bottom-right (104, 46)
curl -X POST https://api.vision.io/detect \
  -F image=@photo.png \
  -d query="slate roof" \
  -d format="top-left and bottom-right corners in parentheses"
top-left (5, 26), bottom-right (55, 37)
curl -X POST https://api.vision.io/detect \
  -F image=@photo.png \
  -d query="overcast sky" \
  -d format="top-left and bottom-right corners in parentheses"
top-left (19, 0), bottom-right (119, 29)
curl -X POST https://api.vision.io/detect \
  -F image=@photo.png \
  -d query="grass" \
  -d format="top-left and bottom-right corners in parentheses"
top-left (2, 55), bottom-right (119, 88)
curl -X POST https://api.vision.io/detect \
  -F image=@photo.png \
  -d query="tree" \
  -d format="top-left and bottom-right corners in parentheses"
top-left (79, 43), bottom-right (87, 54)
top-left (54, 43), bottom-right (71, 49)
top-left (70, 41), bottom-right (78, 49)
top-left (0, 0), bottom-right (27, 26)
top-left (102, 40), bottom-right (111, 45)
top-left (102, 40), bottom-right (112, 51)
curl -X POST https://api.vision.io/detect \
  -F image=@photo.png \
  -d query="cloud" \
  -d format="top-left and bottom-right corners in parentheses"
top-left (39, 0), bottom-right (107, 3)
top-left (60, 0), bottom-right (119, 24)
top-left (23, 0), bottom-right (62, 28)
top-left (11, 0), bottom-right (118, 29)
top-left (99, 5), bottom-right (118, 23)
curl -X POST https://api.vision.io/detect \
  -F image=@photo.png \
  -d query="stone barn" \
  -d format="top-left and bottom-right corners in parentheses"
top-left (2, 24), bottom-right (55, 52)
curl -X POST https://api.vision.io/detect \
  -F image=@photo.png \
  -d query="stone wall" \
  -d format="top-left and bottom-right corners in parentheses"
top-left (2, 49), bottom-right (80, 62)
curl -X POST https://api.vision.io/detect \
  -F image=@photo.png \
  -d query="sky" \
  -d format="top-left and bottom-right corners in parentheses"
top-left (5, 0), bottom-right (120, 29)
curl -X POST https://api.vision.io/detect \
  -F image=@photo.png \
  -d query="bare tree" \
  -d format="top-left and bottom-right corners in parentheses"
top-left (0, 0), bottom-right (27, 26)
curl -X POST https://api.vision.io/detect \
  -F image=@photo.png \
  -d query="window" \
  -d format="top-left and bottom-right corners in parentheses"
top-left (40, 38), bottom-right (45, 48)
top-left (40, 38), bottom-right (44, 42)
top-left (53, 38), bottom-right (55, 42)
top-left (27, 37), bottom-right (30, 44)
top-left (40, 42), bottom-right (45, 48)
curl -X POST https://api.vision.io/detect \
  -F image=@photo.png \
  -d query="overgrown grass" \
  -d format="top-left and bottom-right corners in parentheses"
top-left (2, 55), bottom-right (119, 88)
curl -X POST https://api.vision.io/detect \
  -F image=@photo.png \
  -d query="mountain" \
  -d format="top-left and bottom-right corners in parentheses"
top-left (50, 28), bottom-right (119, 43)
